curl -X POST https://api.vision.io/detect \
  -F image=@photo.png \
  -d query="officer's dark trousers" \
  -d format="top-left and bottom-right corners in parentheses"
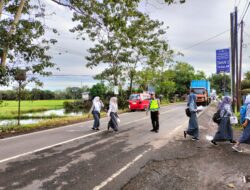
top-left (150, 111), bottom-right (159, 131)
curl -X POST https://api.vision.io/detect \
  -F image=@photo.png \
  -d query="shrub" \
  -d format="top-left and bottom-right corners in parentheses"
top-left (63, 100), bottom-right (92, 113)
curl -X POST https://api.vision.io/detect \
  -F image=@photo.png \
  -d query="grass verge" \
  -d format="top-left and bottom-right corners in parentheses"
top-left (0, 100), bottom-right (73, 119)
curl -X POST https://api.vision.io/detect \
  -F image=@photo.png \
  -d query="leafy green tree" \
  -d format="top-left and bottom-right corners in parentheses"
top-left (65, 87), bottom-right (82, 99)
top-left (89, 83), bottom-right (107, 101)
top-left (171, 62), bottom-right (195, 95)
top-left (155, 69), bottom-right (176, 99)
top-left (240, 71), bottom-right (250, 95)
top-left (0, 0), bottom-right (57, 86)
top-left (50, 0), bottom-right (177, 88)
top-left (134, 68), bottom-right (155, 91)
top-left (194, 70), bottom-right (206, 80)
top-left (64, 0), bottom-right (141, 86)
top-left (124, 14), bottom-right (173, 93)
top-left (208, 74), bottom-right (231, 95)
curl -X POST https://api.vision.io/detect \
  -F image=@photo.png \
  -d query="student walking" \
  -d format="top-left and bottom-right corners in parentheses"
top-left (232, 95), bottom-right (250, 152)
top-left (184, 89), bottom-right (199, 140)
top-left (210, 96), bottom-right (236, 145)
top-left (107, 97), bottom-right (119, 132)
top-left (146, 93), bottom-right (160, 133)
top-left (88, 96), bottom-right (104, 131)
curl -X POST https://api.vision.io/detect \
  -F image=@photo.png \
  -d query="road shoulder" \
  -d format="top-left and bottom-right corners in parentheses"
top-left (122, 104), bottom-right (250, 190)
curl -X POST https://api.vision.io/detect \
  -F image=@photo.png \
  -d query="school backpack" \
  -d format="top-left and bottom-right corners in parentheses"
top-left (185, 108), bottom-right (191, 117)
top-left (212, 109), bottom-right (221, 124)
top-left (240, 104), bottom-right (247, 124)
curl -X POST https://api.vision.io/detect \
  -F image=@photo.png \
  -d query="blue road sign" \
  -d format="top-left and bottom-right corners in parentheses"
top-left (216, 48), bottom-right (230, 74)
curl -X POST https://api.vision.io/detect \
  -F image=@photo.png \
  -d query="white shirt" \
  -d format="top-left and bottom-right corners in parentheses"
top-left (89, 101), bottom-right (103, 113)
top-left (107, 103), bottom-right (118, 116)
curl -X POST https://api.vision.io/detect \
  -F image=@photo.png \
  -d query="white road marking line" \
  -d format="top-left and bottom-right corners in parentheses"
top-left (0, 120), bottom-right (95, 141)
top-left (93, 149), bottom-right (150, 190)
top-left (0, 108), bottom-right (180, 164)
top-left (0, 131), bottom-right (102, 164)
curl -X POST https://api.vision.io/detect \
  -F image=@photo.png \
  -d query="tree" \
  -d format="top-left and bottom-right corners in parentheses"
top-left (0, 1), bottom-right (57, 86)
top-left (0, 0), bottom-right (26, 66)
top-left (61, 0), bottom-right (140, 86)
top-left (240, 71), bottom-right (250, 95)
top-left (50, 0), bottom-right (179, 87)
top-left (171, 62), bottom-right (195, 95)
top-left (134, 68), bottom-right (155, 91)
top-left (155, 69), bottom-right (176, 99)
top-left (194, 70), bottom-right (206, 80)
top-left (89, 83), bottom-right (107, 101)
top-left (65, 87), bottom-right (82, 99)
top-left (124, 14), bottom-right (173, 94)
top-left (208, 74), bottom-right (231, 95)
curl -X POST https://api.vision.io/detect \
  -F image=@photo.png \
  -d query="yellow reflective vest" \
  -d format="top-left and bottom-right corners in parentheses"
top-left (149, 99), bottom-right (160, 111)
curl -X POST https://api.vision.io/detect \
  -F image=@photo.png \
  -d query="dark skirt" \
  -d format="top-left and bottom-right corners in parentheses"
top-left (186, 112), bottom-right (199, 138)
top-left (92, 111), bottom-right (100, 129)
top-left (239, 122), bottom-right (250, 144)
top-left (213, 117), bottom-right (233, 141)
top-left (108, 112), bottom-right (118, 131)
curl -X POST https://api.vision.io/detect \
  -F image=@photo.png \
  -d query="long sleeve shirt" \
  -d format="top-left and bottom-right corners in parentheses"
top-left (89, 101), bottom-right (104, 114)
top-left (107, 103), bottom-right (118, 116)
top-left (188, 93), bottom-right (197, 112)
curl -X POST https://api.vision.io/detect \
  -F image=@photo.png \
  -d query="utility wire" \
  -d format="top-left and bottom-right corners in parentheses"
top-left (240, 0), bottom-right (250, 21)
top-left (27, 74), bottom-right (93, 77)
top-left (181, 29), bottom-right (230, 51)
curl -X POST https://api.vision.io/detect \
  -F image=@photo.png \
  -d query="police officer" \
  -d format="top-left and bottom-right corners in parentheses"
top-left (146, 93), bottom-right (160, 133)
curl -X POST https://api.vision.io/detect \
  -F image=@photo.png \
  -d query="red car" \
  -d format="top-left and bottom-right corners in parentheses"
top-left (128, 93), bottom-right (151, 111)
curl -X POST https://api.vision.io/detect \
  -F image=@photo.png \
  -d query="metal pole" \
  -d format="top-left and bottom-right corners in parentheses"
top-left (17, 81), bottom-right (21, 126)
top-left (235, 7), bottom-right (239, 111)
top-left (223, 72), bottom-right (226, 95)
top-left (230, 12), bottom-right (235, 112)
top-left (239, 20), bottom-right (243, 106)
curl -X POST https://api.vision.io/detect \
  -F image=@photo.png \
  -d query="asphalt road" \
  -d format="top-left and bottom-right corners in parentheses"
top-left (0, 103), bottom-right (188, 190)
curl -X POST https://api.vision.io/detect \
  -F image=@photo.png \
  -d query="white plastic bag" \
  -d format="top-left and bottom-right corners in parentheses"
top-left (230, 116), bottom-right (238, 124)
top-left (117, 118), bottom-right (120, 123)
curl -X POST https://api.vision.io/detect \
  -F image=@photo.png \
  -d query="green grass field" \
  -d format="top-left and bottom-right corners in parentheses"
top-left (0, 100), bottom-right (73, 119)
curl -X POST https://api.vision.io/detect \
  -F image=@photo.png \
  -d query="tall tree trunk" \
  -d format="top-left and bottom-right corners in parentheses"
top-left (1, 0), bottom-right (26, 66)
top-left (0, 0), bottom-right (4, 20)
top-left (129, 74), bottom-right (133, 94)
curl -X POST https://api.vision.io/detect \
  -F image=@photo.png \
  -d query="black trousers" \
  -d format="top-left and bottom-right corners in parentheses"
top-left (150, 111), bottom-right (159, 131)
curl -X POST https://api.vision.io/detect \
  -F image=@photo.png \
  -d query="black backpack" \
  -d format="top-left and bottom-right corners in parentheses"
top-left (212, 109), bottom-right (221, 124)
top-left (185, 108), bottom-right (191, 117)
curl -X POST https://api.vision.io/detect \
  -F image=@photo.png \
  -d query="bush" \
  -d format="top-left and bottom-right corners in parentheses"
top-left (118, 89), bottom-right (129, 110)
top-left (89, 83), bottom-right (107, 100)
top-left (63, 100), bottom-right (92, 113)
top-left (241, 88), bottom-right (250, 95)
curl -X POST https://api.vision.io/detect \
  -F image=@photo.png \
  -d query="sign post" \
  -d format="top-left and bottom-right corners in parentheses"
top-left (216, 48), bottom-right (230, 96)
top-left (216, 48), bottom-right (230, 74)
top-left (114, 86), bottom-right (119, 95)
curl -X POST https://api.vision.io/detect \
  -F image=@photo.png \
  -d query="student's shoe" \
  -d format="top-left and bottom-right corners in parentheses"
top-left (96, 128), bottom-right (100, 131)
top-left (155, 130), bottom-right (159, 133)
top-left (232, 145), bottom-right (242, 152)
top-left (230, 140), bottom-right (236, 144)
top-left (150, 129), bottom-right (155, 132)
top-left (92, 128), bottom-right (95, 130)
top-left (184, 131), bottom-right (187, 138)
top-left (192, 137), bottom-right (199, 141)
top-left (210, 140), bottom-right (218, 146)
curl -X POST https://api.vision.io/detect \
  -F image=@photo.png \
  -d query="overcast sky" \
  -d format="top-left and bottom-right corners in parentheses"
top-left (2, 0), bottom-right (250, 91)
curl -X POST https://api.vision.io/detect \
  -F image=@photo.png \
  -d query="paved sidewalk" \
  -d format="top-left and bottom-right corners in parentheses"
top-left (122, 104), bottom-right (250, 190)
